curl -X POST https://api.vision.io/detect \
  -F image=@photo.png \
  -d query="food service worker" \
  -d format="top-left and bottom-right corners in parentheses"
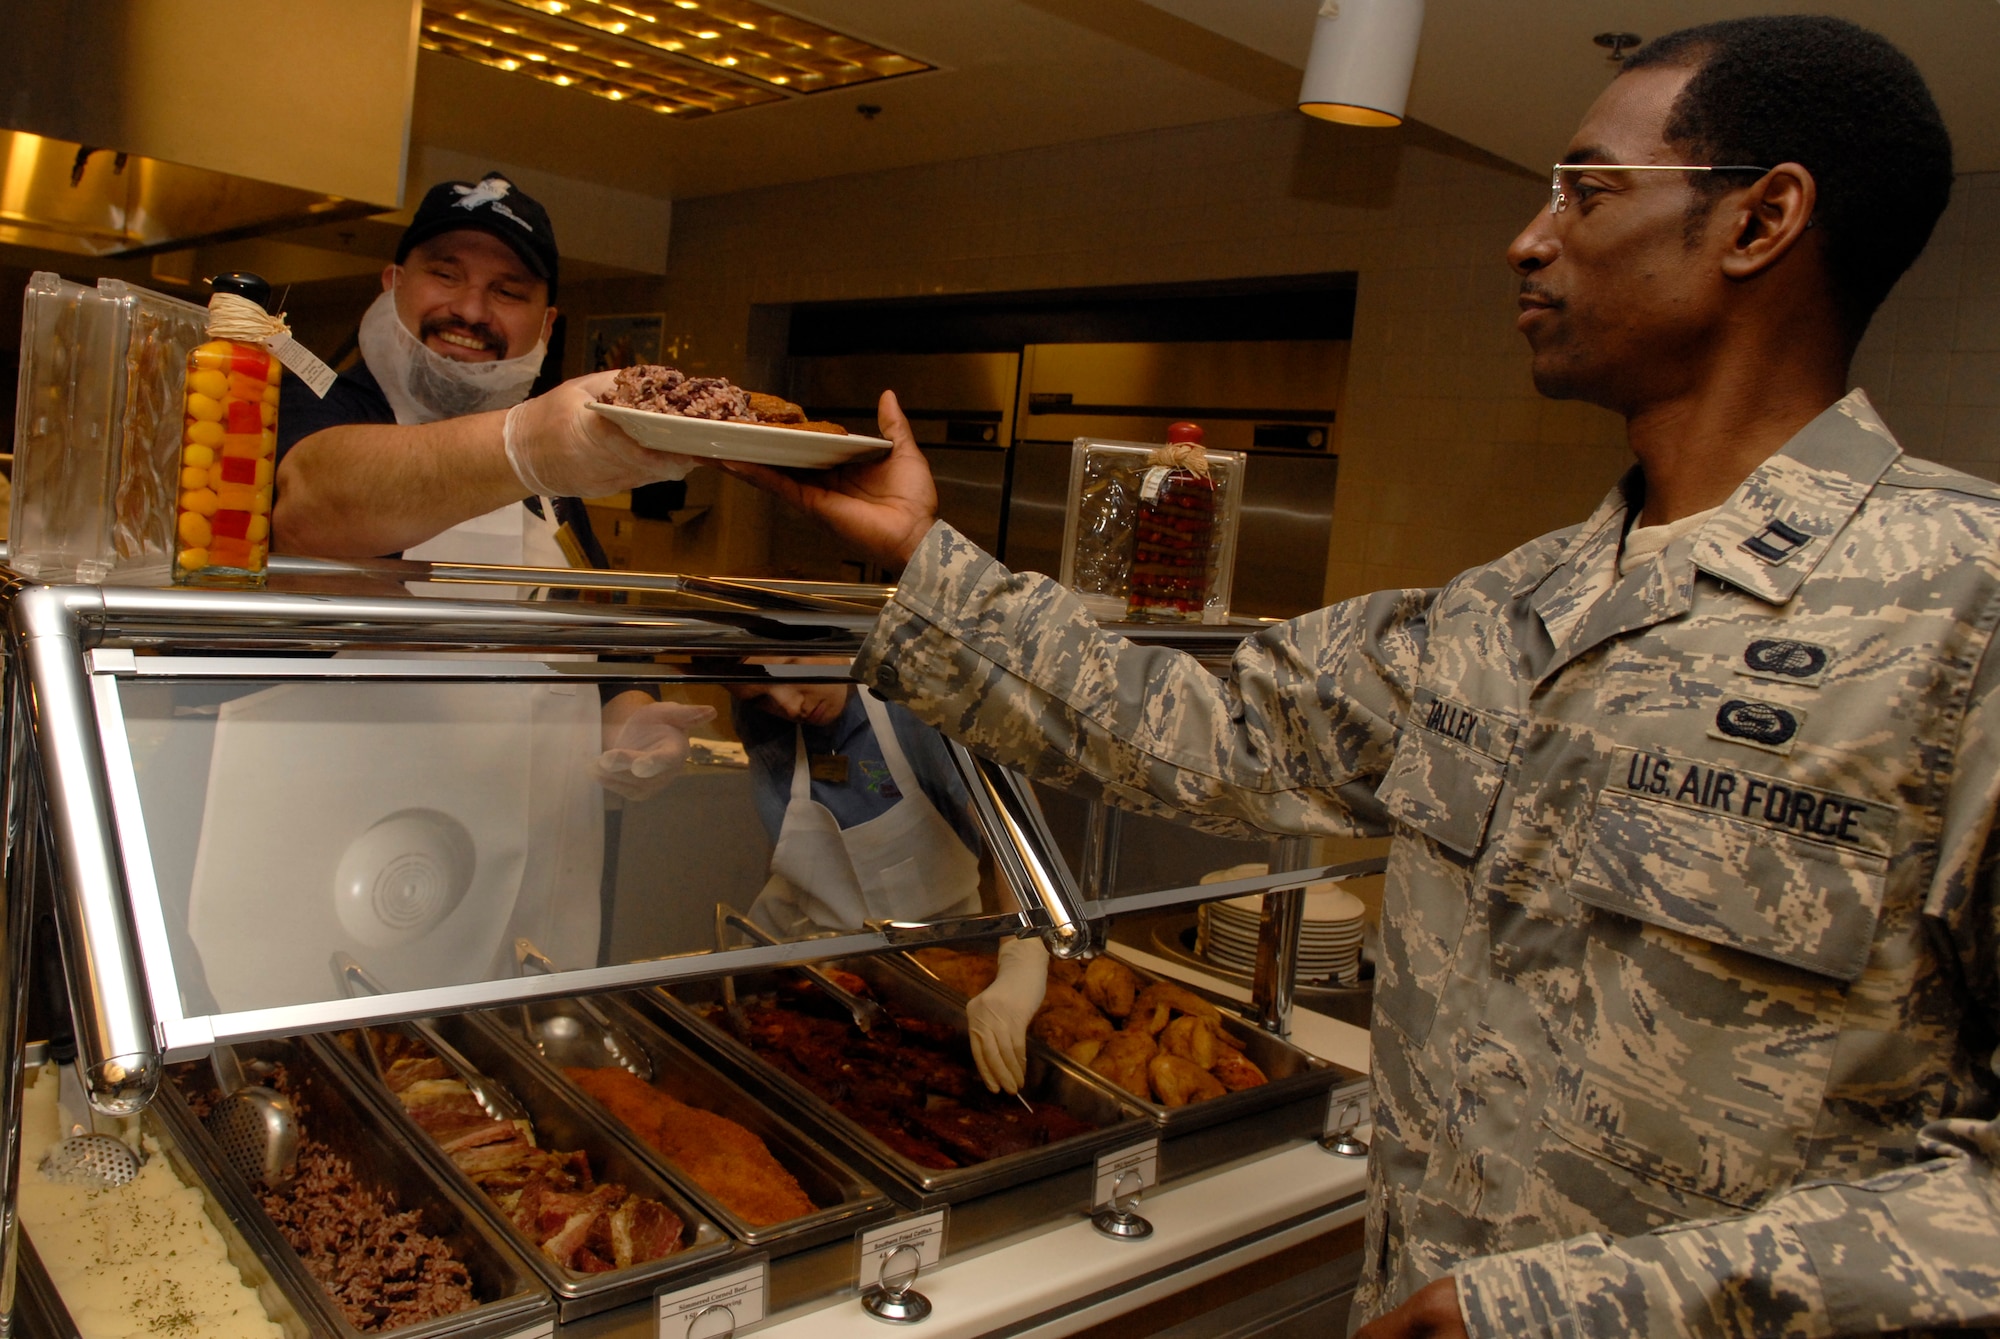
top-left (730, 661), bottom-right (1050, 1095)
top-left (727, 18), bottom-right (2000, 1339)
top-left (272, 170), bottom-right (711, 800)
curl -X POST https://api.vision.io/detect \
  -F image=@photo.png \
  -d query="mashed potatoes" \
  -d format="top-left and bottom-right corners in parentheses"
top-left (18, 1063), bottom-right (283, 1338)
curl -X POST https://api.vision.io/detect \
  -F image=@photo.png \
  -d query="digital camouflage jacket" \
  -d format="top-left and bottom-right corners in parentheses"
top-left (855, 391), bottom-right (2000, 1337)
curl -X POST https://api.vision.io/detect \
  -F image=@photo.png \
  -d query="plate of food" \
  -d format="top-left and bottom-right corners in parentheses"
top-left (589, 364), bottom-right (891, 470)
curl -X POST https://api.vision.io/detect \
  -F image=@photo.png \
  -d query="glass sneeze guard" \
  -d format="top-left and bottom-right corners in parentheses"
top-left (7, 553), bottom-right (1368, 1072)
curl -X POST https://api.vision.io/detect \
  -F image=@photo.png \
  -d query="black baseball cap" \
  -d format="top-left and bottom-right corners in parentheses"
top-left (396, 172), bottom-right (560, 300)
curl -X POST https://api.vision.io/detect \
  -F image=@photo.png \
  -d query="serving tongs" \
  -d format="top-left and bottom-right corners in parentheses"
top-left (513, 937), bottom-right (655, 1082)
top-left (714, 905), bottom-right (886, 1035)
top-left (332, 952), bottom-right (530, 1124)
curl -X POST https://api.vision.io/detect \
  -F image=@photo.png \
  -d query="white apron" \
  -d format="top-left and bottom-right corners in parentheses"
top-left (749, 690), bottom-right (983, 939)
top-left (403, 498), bottom-right (568, 599)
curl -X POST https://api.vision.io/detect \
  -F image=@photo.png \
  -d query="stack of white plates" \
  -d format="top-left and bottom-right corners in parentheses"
top-left (1196, 877), bottom-right (1367, 985)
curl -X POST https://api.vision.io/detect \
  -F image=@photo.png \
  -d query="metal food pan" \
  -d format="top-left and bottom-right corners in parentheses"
top-left (160, 1041), bottom-right (555, 1339)
top-left (17, 1099), bottom-right (322, 1339)
top-left (498, 992), bottom-right (893, 1253)
top-left (322, 1018), bottom-right (735, 1322)
top-left (901, 949), bottom-right (1345, 1138)
top-left (640, 954), bottom-right (1153, 1206)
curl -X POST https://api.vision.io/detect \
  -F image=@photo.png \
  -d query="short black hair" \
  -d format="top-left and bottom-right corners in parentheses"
top-left (1621, 16), bottom-right (1953, 341)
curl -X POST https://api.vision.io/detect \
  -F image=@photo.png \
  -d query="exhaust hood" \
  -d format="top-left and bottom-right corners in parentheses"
top-left (0, 0), bottom-right (420, 258)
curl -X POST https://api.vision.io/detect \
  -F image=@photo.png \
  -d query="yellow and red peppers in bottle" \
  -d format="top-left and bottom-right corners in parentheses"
top-left (175, 340), bottom-right (278, 584)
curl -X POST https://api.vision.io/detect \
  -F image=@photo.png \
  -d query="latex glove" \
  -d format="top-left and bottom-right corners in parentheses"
top-left (591, 701), bottom-right (717, 800)
top-left (967, 935), bottom-right (1049, 1095)
top-left (504, 370), bottom-right (697, 499)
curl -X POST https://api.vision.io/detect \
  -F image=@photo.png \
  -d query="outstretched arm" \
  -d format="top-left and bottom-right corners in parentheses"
top-left (276, 370), bottom-right (692, 558)
top-left (723, 389), bottom-right (1426, 838)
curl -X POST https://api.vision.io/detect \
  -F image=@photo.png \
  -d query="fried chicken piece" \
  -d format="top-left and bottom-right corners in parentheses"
top-left (1123, 994), bottom-right (1172, 1036)
top-left (1159, 1015), bottom-right (1222, 1070)
top-left (1133, 981), bottom-right (1223, 1026)
top-left (746, 391), bottom-right (806, 423)
top-left (1209, 1051), bottom-right (1269, 1092)
top-left (1048, 958), bottom-right (1086, 988)
top-left (795, 420), bottom-right (851, 435)
top-left (1064, 1038), bottom-right (1106, 1067)
top-left (1089, 1031), bottom-right (1157, 1100)
top-left (1030, 1005), bottom-right (1113, 1053)
top-left (1042, 981), bottom-right (1093, 1015)
top-left (1148, 1054), bottom-right (1227, 1108)
top-left (912, 948), bottom-right (997, 998)
top-left (566, 1066), bottom-right (815, 1227)
top-left (1081, 957), bottom-right (1140, 1019)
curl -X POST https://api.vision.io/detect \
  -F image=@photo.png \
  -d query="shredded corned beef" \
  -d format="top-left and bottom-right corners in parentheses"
top-left (180, 1062), bottom-right (478, 1332)
top-left (600, 365), bottom-right (749, 421)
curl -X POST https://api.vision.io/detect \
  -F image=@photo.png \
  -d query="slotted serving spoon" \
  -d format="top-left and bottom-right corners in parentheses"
top-left (205, 1043), bottom-right (299, 1190)
top-left (514, 938), bottom-right (654, 1081)
top-left (37, 956), bottom-right (141, 1188)
top-left (332, 951), bottom-right (529, 1124)
top-left (38, 1058), bottom-right (141, 1189)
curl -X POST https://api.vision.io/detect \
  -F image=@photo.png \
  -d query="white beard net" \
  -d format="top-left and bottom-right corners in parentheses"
top-left (356, 285), bottom-right (547, 425)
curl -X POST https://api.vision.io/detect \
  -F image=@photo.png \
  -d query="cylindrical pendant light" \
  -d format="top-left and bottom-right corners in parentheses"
top-left (1297, 0), bottom-right (1426, 127)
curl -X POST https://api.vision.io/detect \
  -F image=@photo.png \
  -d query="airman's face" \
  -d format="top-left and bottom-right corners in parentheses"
top-left (1504, 64), bottom-right (1735, 413)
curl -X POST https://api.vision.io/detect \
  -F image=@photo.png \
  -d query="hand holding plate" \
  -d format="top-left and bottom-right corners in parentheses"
top-left (720, 389), bottom-right (939, 567)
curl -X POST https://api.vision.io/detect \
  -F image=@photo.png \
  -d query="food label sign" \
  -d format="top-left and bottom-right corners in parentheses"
top-left (857, 1208), bottom-right (947, 1290)
top-left (1092, 1139), bottom-right (1160, 1209)
top-left (1324, 1085), bottom-right (1372, 1140)
top-left (657, 1261), bottom-right (768, 1339)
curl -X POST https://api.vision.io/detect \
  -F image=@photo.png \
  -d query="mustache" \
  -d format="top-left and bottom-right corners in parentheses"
top-left (1518, 281), bottom-right (1564, 308)
top-left (419, 316), bottom-right (508, 355)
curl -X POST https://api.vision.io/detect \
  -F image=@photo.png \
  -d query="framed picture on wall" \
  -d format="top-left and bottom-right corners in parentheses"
top-left (585, 313), bottom-right (665, 371)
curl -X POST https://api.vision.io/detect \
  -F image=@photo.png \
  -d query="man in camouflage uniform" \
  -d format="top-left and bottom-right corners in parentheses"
top-left (729, 17), bottom-right (1998, 1338)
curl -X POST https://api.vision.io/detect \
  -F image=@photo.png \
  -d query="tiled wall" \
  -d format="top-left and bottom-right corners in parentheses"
top-left (1850, 171), bottom-right (2000, 480)
top-left (574, 112), bottom-right (1997, 596)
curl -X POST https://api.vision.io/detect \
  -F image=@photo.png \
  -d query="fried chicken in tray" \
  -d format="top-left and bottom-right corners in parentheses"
top-left (913, 949), bottom-right (1269, 1108)
top-left (706, 978), bottom-right (1094, 1170)
top-left (369, 1032), bottom-right (685, 1275)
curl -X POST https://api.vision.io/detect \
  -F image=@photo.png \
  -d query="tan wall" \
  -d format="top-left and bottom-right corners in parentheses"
top-left (560, 111), bottom-right (1998, 596)
top-left (552, 111), bottom-right (1627, 590)
top-left (1851, 171), bottom-right (2000, 480)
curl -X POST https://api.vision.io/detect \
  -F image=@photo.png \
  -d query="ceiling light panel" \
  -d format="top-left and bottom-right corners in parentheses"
top-left (420, 0), bottom-right (929, 118)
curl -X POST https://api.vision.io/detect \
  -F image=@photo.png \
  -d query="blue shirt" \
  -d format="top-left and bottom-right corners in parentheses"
top-left (736, 690), bottom-right (983, 856)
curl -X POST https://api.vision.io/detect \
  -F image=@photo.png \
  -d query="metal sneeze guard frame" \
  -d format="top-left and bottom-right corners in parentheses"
top-left (0, 552), bottom-right (1380, 1332)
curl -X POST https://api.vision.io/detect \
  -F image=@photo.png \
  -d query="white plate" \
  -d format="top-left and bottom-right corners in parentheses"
top-left (588, 402), bottom-right (891, 469)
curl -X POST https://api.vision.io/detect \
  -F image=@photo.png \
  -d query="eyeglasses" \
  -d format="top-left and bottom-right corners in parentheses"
top-left (1550, 163), bottom-right (1769, 215)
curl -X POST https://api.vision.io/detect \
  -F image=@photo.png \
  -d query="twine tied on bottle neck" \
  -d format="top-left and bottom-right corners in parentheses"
top-left (206, 292), bottom-right (290, 342)
top-left (1144, 440), bottom-right (1211, 476)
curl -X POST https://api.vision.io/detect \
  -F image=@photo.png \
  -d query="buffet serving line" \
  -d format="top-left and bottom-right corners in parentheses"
top-left (0, 555), bottom-right (1376, 1338)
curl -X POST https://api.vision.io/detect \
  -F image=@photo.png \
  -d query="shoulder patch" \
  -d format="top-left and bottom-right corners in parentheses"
top-left (1879, 458), bottom-right (2000, 503)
